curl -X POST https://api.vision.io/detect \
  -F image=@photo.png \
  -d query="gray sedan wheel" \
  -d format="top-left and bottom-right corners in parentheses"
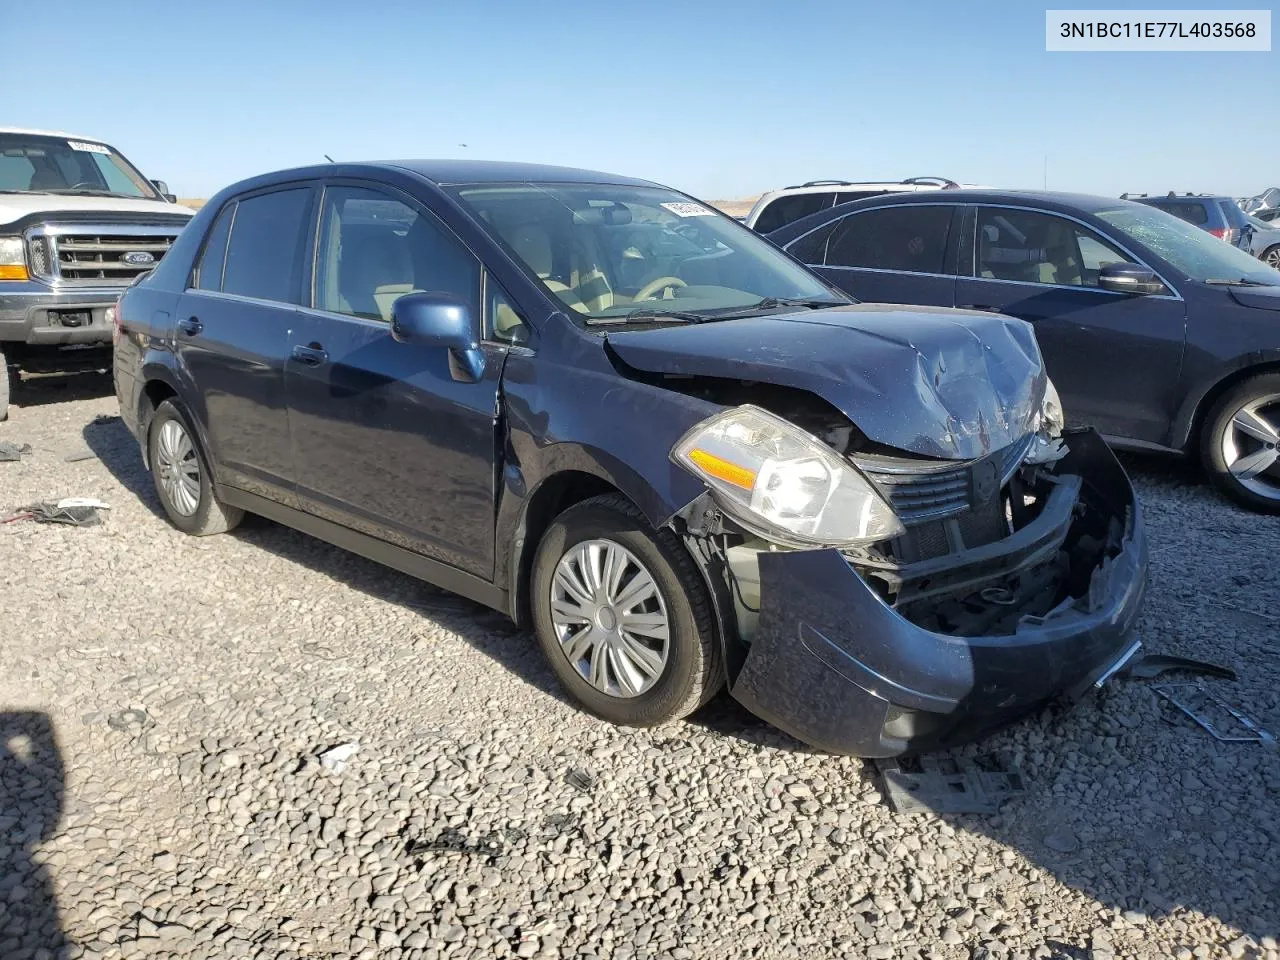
top-left (1262, 245), bottom-right (1280, 270)
top-left (148, 399), bottom-right (244, 535)
top-left (1202, 373), bottom-right (1280, 513)
top-left (531, 493), bottom-right (724, 726)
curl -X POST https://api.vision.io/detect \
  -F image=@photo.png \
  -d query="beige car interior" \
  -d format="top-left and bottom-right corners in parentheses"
top-left (506, 223), bottom-right (640, 315)
top-left (979, 216), bottom-right (1087, 286)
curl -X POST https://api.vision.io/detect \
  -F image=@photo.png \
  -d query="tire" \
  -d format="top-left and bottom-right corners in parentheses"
top-left (1262, 245), bottom-right (1280, 270)
top-left (1200, 372), bottom-right (1280, 514)
top-left (530, 493), bottom-right (724, 726)
top-left (0, 347), bottom-right (10, 422)
top-left (147, 399), bottom-right (244, 535)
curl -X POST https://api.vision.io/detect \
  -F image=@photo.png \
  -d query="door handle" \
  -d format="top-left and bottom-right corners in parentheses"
top-left (957, 304), bottom-right (1004, 313)
top-left (177, 316), bottom-right (203, 336)
top-left (290, 343), bottom-right (328, 366)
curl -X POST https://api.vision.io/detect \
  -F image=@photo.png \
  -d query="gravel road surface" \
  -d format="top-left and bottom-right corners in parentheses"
top-left (2, 373), bottom-right (1278, 960)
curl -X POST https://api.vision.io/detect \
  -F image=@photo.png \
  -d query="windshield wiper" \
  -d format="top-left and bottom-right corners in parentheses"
top-left (45, 188), bottom-right (122, 197)
top-left (585, 308), bottom-right (705, 326)
top-left (1205, 277), bottom-right (1274, 286)
top-left (708, 295), bottom-right (847, 319)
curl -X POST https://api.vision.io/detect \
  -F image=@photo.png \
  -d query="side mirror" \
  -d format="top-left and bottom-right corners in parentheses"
top-left (1097, 262), bottom-right (1164, 296)
top-left (151, 179), bottom-right (177, 203)
top-left (390, 292), bottom-right (485, 382)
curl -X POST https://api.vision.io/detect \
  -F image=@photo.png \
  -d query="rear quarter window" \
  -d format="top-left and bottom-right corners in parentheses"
top-left (1153, 201), bottom-right (1210, 226)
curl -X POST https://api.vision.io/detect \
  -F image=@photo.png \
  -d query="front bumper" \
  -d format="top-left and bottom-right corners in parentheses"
top-left (0, 281), bottom-right (120, 345)
top-left (728, 429), bottom-right (1148, 757)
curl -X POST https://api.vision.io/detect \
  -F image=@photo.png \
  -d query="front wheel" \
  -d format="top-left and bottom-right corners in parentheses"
top-left (1200, 373), bottom-right (1280, 513)
top-left (147, 399), bottom-right (243, 535)
top-left (530, 493), bottom-right (724, 726)
top-left (1262, 245), bottom-right (1280, 270)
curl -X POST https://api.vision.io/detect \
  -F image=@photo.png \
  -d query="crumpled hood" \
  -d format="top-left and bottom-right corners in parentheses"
top-left (0, 193), bottom-right (195, 226)
top-left (606, 303), bottom-right (1047, 460)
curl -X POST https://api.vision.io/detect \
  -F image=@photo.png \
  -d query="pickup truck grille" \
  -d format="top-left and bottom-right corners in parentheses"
top-left (26, 224), bottom-right (182, 286)
top-left (856, 433), bottom-right (1034, 526)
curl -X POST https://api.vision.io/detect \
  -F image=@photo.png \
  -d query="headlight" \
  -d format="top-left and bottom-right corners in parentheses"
top-left (672, 405), bottom-right (904, 548)
top-left (1040, 378), bottom-right (1064, 436)
top-left (0, 236), bottom-right (28, 281)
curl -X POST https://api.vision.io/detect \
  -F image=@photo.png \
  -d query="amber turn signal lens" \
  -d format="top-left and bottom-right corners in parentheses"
top-left (0, 264), bottom-right (29, 280)
top-left (687, 448), bottom-right (757, 490)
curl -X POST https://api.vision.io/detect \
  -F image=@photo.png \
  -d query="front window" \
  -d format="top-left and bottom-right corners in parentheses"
top-left (451, 183), bottom-right (842, 322)
top-left (976, 208), bottom-right (1135, 287)
top-left (1097, 203), bottom-right (1279, 285)
top-left (0, 131), bottom-right (159, 200)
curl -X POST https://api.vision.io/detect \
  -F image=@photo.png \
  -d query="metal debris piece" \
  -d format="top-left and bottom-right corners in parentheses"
top-left (107, 708), bottom-right (152, 732)
top-left (565, 768), bottom-right (595, 793)
top-left (406, 826), bottom-right (503, 858)
top-left (877, 753), bottom-right (1027, 815)
top-left (0, 441), bottom-right (32, 462)
top-left (317, 741), bottom-right (360, 773)
top-left (90, 413), bottom-right (121, 426)
top-left (1154, 683), bottom-right (1276, 745)
top-left (1121, 654), bottom-right (1237, 682)
top-left (4, 497), bottom-right (111, 526)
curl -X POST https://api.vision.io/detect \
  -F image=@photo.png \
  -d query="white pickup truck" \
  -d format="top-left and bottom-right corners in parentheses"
top-left (0, 127), bottom-right (195, 419)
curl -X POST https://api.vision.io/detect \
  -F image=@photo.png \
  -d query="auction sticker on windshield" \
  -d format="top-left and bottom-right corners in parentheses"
top-left (661, 202), bottom-right (715, 217)
top-left (67, 140), bottom-right (111, 154)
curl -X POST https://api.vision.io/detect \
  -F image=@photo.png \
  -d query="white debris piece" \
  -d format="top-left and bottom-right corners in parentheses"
top-left (318, 741), bottom-right (360, 774)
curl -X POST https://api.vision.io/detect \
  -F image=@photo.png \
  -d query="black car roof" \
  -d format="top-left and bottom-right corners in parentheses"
top-left (222, 159), bottom-right (660, 192)
top-left (763, 188), bottom-right (1146, 243)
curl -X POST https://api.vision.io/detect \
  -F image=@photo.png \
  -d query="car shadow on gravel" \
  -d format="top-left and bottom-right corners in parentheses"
top-left (9, 368), bottom-right (115, 412)
top-left (81, 417), bottom-right (167, 520)
top-left (0, 711), bottom-right (68, 955)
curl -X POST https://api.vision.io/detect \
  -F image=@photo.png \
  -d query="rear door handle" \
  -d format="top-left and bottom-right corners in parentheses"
top-left (177, 316), bottom-right (203, 336)
top-left (290, 343), bottom-right (328, 366)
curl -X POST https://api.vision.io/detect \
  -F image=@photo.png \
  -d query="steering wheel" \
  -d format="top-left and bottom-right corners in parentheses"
top-left (633, 276), bottom-right (687, 301)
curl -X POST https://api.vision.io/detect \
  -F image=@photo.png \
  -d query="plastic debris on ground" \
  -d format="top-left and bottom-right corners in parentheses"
top-left (90, 413), bottom-right (121, 426)
top-left (565, 768), bottom-right (596, 793)
top-left (106, 708), bottom-right (152, 732)
top-left (317, 741), bottom-right (360, 773)
top-left (62, 447), bottom-right (97, 463)
top-left (877, 752), bottom-right (1027, 815)
top-left (1120, 653), bottom-right (1238, 682)
top-left (0, 441), bottom-right (32, 462)
top-left (406, 826), bottom-right (504, 859)
top-left (3, 497), bottom-right (111, 526)
top-left (1154, 682), bottom-right (1277, 745)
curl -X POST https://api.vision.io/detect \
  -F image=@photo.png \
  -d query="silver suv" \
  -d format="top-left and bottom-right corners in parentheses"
top-left (745, 177), bottom-right (969, 233)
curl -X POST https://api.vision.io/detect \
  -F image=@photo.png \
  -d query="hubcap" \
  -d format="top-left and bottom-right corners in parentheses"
top-left (1220, 393), bottom-right (1280, 501)
top-left (155, 419), bottom-right (201, 516)
top-left (1265, 247), bottom-right (1280, 269)
top-left (549, 539), bottom-right (670, 698)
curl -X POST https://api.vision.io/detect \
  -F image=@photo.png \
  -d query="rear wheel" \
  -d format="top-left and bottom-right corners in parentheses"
top-left (1262, 245), bottom-right (1280, 270)
top-left (1200, 373), bottom-right (1280, 513)
top-left (531, 494), bottom-right (723, 726)
top-left (147, 399), bottom-right (243, 535)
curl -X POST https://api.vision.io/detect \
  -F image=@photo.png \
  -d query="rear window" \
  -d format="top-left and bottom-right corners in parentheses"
top-left (1149, 200), bottom-right (1210, 226)
top-left (221, 188), bottom-right (314, 304)
top-left (753, 192), bottom-right (835, 233)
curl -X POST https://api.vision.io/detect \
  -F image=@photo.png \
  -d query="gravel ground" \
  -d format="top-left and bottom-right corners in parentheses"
top-left (2, 373), bottom-right (1278, 960)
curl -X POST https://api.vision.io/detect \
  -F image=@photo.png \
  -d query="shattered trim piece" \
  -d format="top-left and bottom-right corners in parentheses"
top-left (876, 753), bottom-right (1027, 815)
top-left (1154, 683), bottom-right (1277, 745)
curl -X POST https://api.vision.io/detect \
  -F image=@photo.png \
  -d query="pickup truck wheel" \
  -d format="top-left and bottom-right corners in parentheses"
top-left (1201, 373), bottom-right (1280, 514)
top-left (147, 400), bottom-right (243, 535)
top-left (0, 349), bottom-right (9, 422)
top-left (531, 493), bottom-right (724, 726)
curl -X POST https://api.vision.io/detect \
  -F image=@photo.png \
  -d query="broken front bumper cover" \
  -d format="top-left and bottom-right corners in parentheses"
top-left (728, 429), bottom-right (1148, 757)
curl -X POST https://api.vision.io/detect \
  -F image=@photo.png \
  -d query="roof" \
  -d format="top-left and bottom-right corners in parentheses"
top-left (384, 159), bottom-right (658, 187)
top-left (820, 188), bottom-right (1142, 213)
top-left (0, 126), bottom-right (105, 142)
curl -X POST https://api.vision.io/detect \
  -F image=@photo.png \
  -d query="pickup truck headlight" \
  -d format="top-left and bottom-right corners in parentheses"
top-left (672, 404), bottom-right (904, 548)
top-left (0, 237), bottom-right (28, 281)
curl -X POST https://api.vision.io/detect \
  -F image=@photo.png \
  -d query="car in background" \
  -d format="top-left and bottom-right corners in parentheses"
top-left (0, 127), bottom-right (194, 420)
top-left (1123, 192), bottom-right (1253, 249)
top-left (744, 177), bottom-right (968, 233)
top-left (1243, 214), bottom-right (1280, 269)
top-left (1241, 187), bottom-right (1280, 215)
top-left (112, 160), bottom-right (1147, 757)
top-left (1251, 206), bottom-right (1280, 224)
top-left (766, 190), bottom-right (1280, 512)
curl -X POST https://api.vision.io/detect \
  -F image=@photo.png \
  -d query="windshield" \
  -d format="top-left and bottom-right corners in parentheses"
top-left (451, 182), bottom-right (844, 321)
top-left (1097, 202), bottom-right (1278, 284)
top-left (0, 132), bottom-right (159, 199)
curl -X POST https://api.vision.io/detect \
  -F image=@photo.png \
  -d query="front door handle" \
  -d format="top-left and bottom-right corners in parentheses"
top-left (290, 343), bottom-right (328, 366)
top-left (177, 316), bottom-right (203, 336)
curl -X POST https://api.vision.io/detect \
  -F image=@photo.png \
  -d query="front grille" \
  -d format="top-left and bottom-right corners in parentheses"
top-left (856, 433), bottom-right (1033, 526)
top-left (27, 225), bottom-right (181, 286)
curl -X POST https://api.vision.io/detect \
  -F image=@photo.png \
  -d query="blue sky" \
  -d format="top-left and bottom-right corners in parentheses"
top-left (5, 1), bottom-right (1275, 201)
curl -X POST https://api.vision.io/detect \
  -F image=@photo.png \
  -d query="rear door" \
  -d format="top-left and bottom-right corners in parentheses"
top-left (954, 204), bottom-right (1186, 443)
top-left (284, 182), bottom-right (507, 579)
top-left (794, 203), bottom-right (960, 306)
top-left (174, 185), bottom-right (317, 504)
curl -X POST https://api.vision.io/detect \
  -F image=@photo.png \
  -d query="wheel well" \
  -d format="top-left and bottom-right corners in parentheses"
top-left (1186, 361), bottom-right (1280, 452)
top-left (511, 471), bottom-right (625, 627)
top-left (138, 380), bottom-right (178, 464)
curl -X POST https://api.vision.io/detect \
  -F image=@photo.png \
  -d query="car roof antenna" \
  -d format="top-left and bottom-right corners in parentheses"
top-left (323, 154), bottom-right (335, 163)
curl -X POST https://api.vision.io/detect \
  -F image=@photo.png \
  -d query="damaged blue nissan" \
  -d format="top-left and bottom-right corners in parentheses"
top-left (112, 161), bottom-right (1148, 756)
